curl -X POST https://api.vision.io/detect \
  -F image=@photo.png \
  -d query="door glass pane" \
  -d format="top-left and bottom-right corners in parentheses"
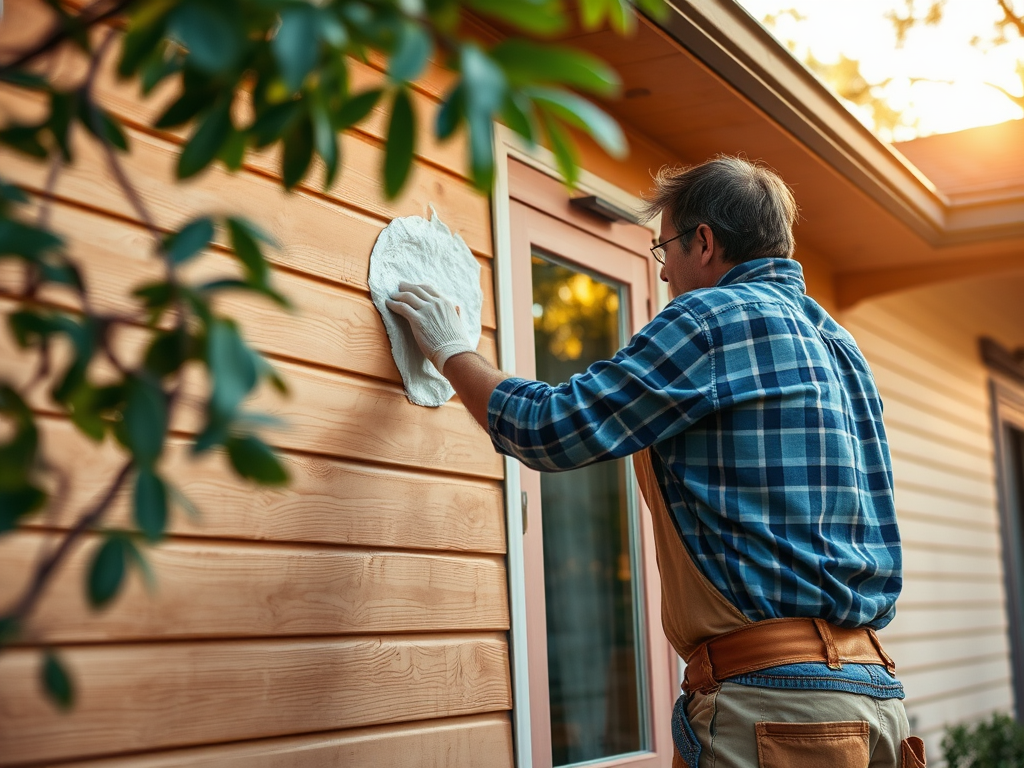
top-left (531, 252), bottom-right (647, 766)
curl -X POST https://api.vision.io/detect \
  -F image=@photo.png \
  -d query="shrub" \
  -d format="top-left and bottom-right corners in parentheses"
top-left (942, 712), bottom-right (1024, 768)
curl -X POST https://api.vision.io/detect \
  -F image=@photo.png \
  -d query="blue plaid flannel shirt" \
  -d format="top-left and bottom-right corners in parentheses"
top-left (488, 258), bottom-right (903, 695)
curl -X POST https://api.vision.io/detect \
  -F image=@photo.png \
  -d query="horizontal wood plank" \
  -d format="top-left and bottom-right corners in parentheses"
top-left (883, 625), bottom-right (1010, 668)
top-left (56, 714), bottom-right (514, 768)
top-left (23, 417), bottom-right (506, 553)
top-left (0, 635), bottom-right (512, 765)
top-left (0, 201), bottom-right (497, 389)
top-left (880, 397), bottom-right (991, 454)
top-left (0, 89), bottom-right (493, 274)
top-left (1, 531), bottom-right (509, 643)
top-left (898, 573), bottom-right (1006, 605)
top-left (0, 317), bottom-right (505, 480)
top-left (885, 428), bottom-right (995, 481)
top-left (894, 484), bottom-right (999, 527)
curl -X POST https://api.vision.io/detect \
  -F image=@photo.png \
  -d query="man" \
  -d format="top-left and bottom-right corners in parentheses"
top-left (387, 156), bottom-right (926, 767)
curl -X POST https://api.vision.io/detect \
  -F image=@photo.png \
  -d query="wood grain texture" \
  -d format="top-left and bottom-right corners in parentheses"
top-left (0, 316), bottom-right (504, 480)
top-left (0, 531), bottom-right (509, 643)
top-left (883, 625), bottom-right (1010, 669)
top-left (23, 417), bottom-right (506, 553)
top-left (0, 88), bottom-right (493, 267)
top-left (0, 634), bottom-right (511, 765)
top-left (0, 201), bottom-right (498, 388)
top-left (56, 714), bottom-right (514, 768)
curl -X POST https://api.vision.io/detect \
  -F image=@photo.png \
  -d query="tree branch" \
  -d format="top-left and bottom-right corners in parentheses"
top-left (996, 0), bottom-right (1024, 37)
top-left (0, 0), bottom-right (135, 75)
top-left (0, 461), bottom-right (133, 632)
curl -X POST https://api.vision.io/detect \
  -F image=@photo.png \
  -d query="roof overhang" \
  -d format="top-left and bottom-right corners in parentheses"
top-left (557, 0), bottom-right (1024, 307)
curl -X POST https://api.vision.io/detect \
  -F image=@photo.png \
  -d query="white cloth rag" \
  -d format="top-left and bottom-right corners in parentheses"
top-left (368, 210), bottom-right (482, 407)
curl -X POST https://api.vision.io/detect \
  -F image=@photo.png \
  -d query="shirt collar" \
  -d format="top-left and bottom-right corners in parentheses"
top-left (715, 257), bottom-right (805, 294)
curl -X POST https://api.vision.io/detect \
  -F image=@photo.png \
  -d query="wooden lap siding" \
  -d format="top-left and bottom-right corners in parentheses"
top-left (0, 2), bottom-right (514, 765)
top-left (844, 296), bottom-right (1014, 760)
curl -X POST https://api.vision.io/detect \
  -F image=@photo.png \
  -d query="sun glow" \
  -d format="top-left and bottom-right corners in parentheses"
top-left (735, 0), bottom-right (1024, 141)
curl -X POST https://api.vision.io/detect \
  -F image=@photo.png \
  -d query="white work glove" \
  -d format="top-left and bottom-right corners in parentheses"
top-left (386, 282), bottom-right (475, 374)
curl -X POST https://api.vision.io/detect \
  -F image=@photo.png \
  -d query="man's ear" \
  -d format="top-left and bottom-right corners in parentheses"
top-left (697, 224), bottom-right (717, 266)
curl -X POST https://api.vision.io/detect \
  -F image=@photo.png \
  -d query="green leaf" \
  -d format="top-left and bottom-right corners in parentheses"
top-left (281, 116), bottom-right (314, 190)
top-left (335, 89), bottom-right (383, 129)
top-left (0, 70), bottom-right (51, 91)
top-left (0, 486), bottom-right (47, 532)
top-left (178, 99), bottom-right (233, 179)
top-left (87, 535), bottom-right (127, 608)
top-left (118, 12), bottom-right (170, 78)
top-left (134, 468), bottom-right (168, 542)
top-left (123, 536), bottom-right (156, 591)
top-left (0, 179), bottom-right (29, 205)
top-left (164, 217), bottom-right (214, 265)
top-left (77, 100), bottom-right (129, 151)
top-left (144, 327), bottom-right (193, 378)
top-left (540, 110), bottom-right (579, 186)
top-left (155, 87), bottom-right (213, 130)
top-left (435, 84), bottom-right (464, 140)
top-left (389, 21), bottom-right (433, 83)
top-left (0, 218), bottom-right (64, 260)
top-left (0, 124), bottom-right (48, 159)
top-left (49, 91), bottom-right (78, 162)
top-left (207, 319), bottom-right (258, 421)
top-left (490, 40), bottom-right (621, 96)
top-left (464, 0), bottom-right (567, 35)
top-left (218, 129), bottom-right (247, 171)
top-left (225, 434), bottom-right (289, 485)
top-left (317, 8), bottom-right (349, 48)
top-left (121, 376), bottom-right (167, 468)
top-left (460, 45), bottom-right (506, 190)
top-left (42, 652), bottom-right (74, 710)
top-left (273, 4), bottom-right (321, 93)
top-left (168, 1), bottom-right (243, 74)
top-left (529, 86), bottom-right (626, 158)
top-left (311, 97), bottom-right (339, 189)
top-left (140, 46), bottom-right (184, 95)
top-left (226, 216), bottom-right (270, 286)
top-left (384, 88), bottom-right (415, 198)
top-left (249, 100), bottom-right (302, 148)
top-left (0, 617), bottom-right (20, 646)
top-left (501, 91), bottom-right (536, 145)
top-left (67, 383), bottom-right (122, 442)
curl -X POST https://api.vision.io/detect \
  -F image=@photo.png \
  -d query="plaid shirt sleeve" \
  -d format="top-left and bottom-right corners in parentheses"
top-left (487, 302), bottom-right (716, 471)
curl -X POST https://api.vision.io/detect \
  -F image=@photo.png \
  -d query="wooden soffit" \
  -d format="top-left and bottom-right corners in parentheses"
top-left (556, 0), bottom-right (1024, 307)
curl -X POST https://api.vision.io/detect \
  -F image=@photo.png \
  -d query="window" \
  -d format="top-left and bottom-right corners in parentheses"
top-left (983, 334), bottom-right (1024, 721)
top-left (506, 159), bottom-right (675, 768)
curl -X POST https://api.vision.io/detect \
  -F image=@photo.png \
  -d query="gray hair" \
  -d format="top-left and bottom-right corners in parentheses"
top-left (641, 156), bottom-right (798, 264)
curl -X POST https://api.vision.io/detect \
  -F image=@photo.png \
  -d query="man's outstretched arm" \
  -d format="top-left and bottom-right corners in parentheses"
top-left (386, 281), bottom-right (508, 431)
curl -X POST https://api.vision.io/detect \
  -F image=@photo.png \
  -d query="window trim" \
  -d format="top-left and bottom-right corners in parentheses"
top-left (989, 374), bottom-right (1024, 721)
top-left (491, 129), bottom-right (674, 768)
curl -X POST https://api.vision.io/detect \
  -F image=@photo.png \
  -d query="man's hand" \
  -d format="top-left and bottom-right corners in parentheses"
top-left (386, 282), bottom-right (475, 374)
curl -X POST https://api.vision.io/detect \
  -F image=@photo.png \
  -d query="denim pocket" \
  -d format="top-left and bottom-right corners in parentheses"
top-left (672, 694), bottom-right (702, 768)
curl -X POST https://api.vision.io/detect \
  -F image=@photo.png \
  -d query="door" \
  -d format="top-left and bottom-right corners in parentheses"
top-left (508, 160), bottom-right (674, 768)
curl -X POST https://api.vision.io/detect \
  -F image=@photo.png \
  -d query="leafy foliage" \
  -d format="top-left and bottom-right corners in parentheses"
top-left (0, 0), bottom-right (665, 711)
top-left (943, 712), bottom-right (1024, 768)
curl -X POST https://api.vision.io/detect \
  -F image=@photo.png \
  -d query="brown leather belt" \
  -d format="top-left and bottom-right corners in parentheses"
top-left (682, 618), bottom-right (896, 695)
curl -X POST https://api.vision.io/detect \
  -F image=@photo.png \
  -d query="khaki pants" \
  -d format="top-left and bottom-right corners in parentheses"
top-left (673, 682), bottom-right (926, 768)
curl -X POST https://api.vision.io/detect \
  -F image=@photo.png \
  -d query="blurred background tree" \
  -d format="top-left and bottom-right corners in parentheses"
top-left (0, 0), bottom-right (664, 709)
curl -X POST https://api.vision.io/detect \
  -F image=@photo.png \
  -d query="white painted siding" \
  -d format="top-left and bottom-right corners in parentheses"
top-left (843, 294), bottom-right (1014, 762)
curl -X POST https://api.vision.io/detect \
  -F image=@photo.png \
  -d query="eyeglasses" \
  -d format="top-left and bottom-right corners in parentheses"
top-left (651, 225), bottom-right (699, 265)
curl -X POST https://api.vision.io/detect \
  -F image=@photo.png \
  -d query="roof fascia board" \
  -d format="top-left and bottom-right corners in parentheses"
top-left (649, 0), bottom-right (954, 237)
